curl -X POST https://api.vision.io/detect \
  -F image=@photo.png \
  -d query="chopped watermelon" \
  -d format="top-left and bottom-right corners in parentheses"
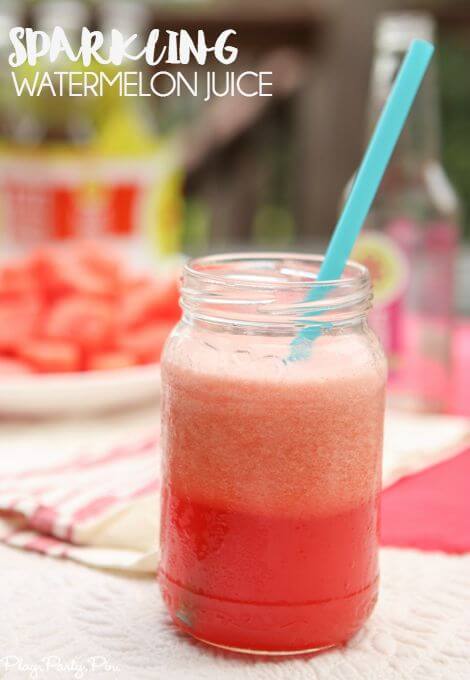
top-left (74, 240), bottom-right (124, 284)
top-left (29, 249), bottom-right (115, 301)
top-left (0, 357), bottom-right (33, 375)
top-left (118, 322), bottom-right (175, 364)
top-left (0, 297), bottom-right (41, 352)
top-left (87, 350), bottom-right (136, 372)
top-left (0, 241), bottom-right (181, 374)
top-left (121, 276), bottom-right (181, 329)
top-left (0, 261), bottom-right (36, 298)
top-left (19, 339), bottom-right (81, 373)
top-left (43, 296), bottom-right (116, 352)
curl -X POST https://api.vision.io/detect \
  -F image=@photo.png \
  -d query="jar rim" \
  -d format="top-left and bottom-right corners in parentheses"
top-left (182, 253), bottom-right (372, 329)
top-left (184, 252), bottom-right (370, 290)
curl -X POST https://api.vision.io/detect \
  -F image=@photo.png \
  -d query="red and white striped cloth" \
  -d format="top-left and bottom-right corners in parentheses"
top-left (0, 433), bottom-right (160, 572)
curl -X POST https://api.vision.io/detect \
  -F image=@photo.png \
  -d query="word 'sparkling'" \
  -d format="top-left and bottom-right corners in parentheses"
top-left (9, 27), bottom-right (239, 68)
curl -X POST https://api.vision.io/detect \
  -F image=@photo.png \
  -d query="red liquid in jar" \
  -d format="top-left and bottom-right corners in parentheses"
top-left (160, 490), bottom-right (379, 652)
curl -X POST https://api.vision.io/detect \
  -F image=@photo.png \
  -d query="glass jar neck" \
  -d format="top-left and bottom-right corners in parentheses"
top-left (181, 253), bottom-right (372, 334)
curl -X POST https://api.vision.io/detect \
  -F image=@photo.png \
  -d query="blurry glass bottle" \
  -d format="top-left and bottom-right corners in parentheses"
top-left (353, 12), bottom-right (460, 412)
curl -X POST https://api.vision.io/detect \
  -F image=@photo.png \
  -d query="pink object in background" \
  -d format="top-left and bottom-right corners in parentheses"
top-left (450, 320), bottom-right (470, 417)
top-left (381, 447), bottom-right (470, 553)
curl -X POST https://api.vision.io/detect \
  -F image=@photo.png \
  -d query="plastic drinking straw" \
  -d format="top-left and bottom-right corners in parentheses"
top-left (289, 39), bottom-right (434, 361)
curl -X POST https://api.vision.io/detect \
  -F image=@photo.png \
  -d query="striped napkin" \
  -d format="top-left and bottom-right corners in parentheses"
top-left (0, 410), bottom-right (468, 573)
top-left (0, 434), bottom-right (160, 572)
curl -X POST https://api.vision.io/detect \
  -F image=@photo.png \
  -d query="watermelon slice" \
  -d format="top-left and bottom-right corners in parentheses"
top-left (118, 322), bottom-right (175, 364)
top-left (19, 339), bottom-right (81, 373)
top-left (43, 296), bottom-right (116, 352)
top-left (0, 357), bottom-right (33, 375)
top-left (87, 350), bottom-right (137, 372)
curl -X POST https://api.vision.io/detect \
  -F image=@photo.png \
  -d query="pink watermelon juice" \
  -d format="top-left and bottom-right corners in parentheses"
top-left (159, 331), bottom-right (386, 653)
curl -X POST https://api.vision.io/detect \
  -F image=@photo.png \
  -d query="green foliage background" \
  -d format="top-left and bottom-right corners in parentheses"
top-left (439, 35), bottom-right (470, 241)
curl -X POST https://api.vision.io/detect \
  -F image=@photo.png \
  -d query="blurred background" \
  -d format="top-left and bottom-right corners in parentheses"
top-left (0, 0), bottom-right (468, 415)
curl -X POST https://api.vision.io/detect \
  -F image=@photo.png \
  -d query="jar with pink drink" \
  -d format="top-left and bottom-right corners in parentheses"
top-left (159, 253), bottom-right (387, 654)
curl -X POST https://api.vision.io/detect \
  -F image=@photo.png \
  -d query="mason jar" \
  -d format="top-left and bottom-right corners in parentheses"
top-left (159, 253), bottom-right (387, 654)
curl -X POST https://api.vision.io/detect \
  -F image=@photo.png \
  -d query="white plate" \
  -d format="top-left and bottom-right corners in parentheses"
top-left (0, 364), bottom-right (162, 416)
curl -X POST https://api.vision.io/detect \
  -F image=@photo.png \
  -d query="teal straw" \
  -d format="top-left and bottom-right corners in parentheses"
top-left (289, 39), bottom-right (434, 361)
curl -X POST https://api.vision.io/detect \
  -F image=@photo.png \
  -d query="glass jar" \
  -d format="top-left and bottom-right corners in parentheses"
top-left (159, 253), bottom-right (387, 655)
